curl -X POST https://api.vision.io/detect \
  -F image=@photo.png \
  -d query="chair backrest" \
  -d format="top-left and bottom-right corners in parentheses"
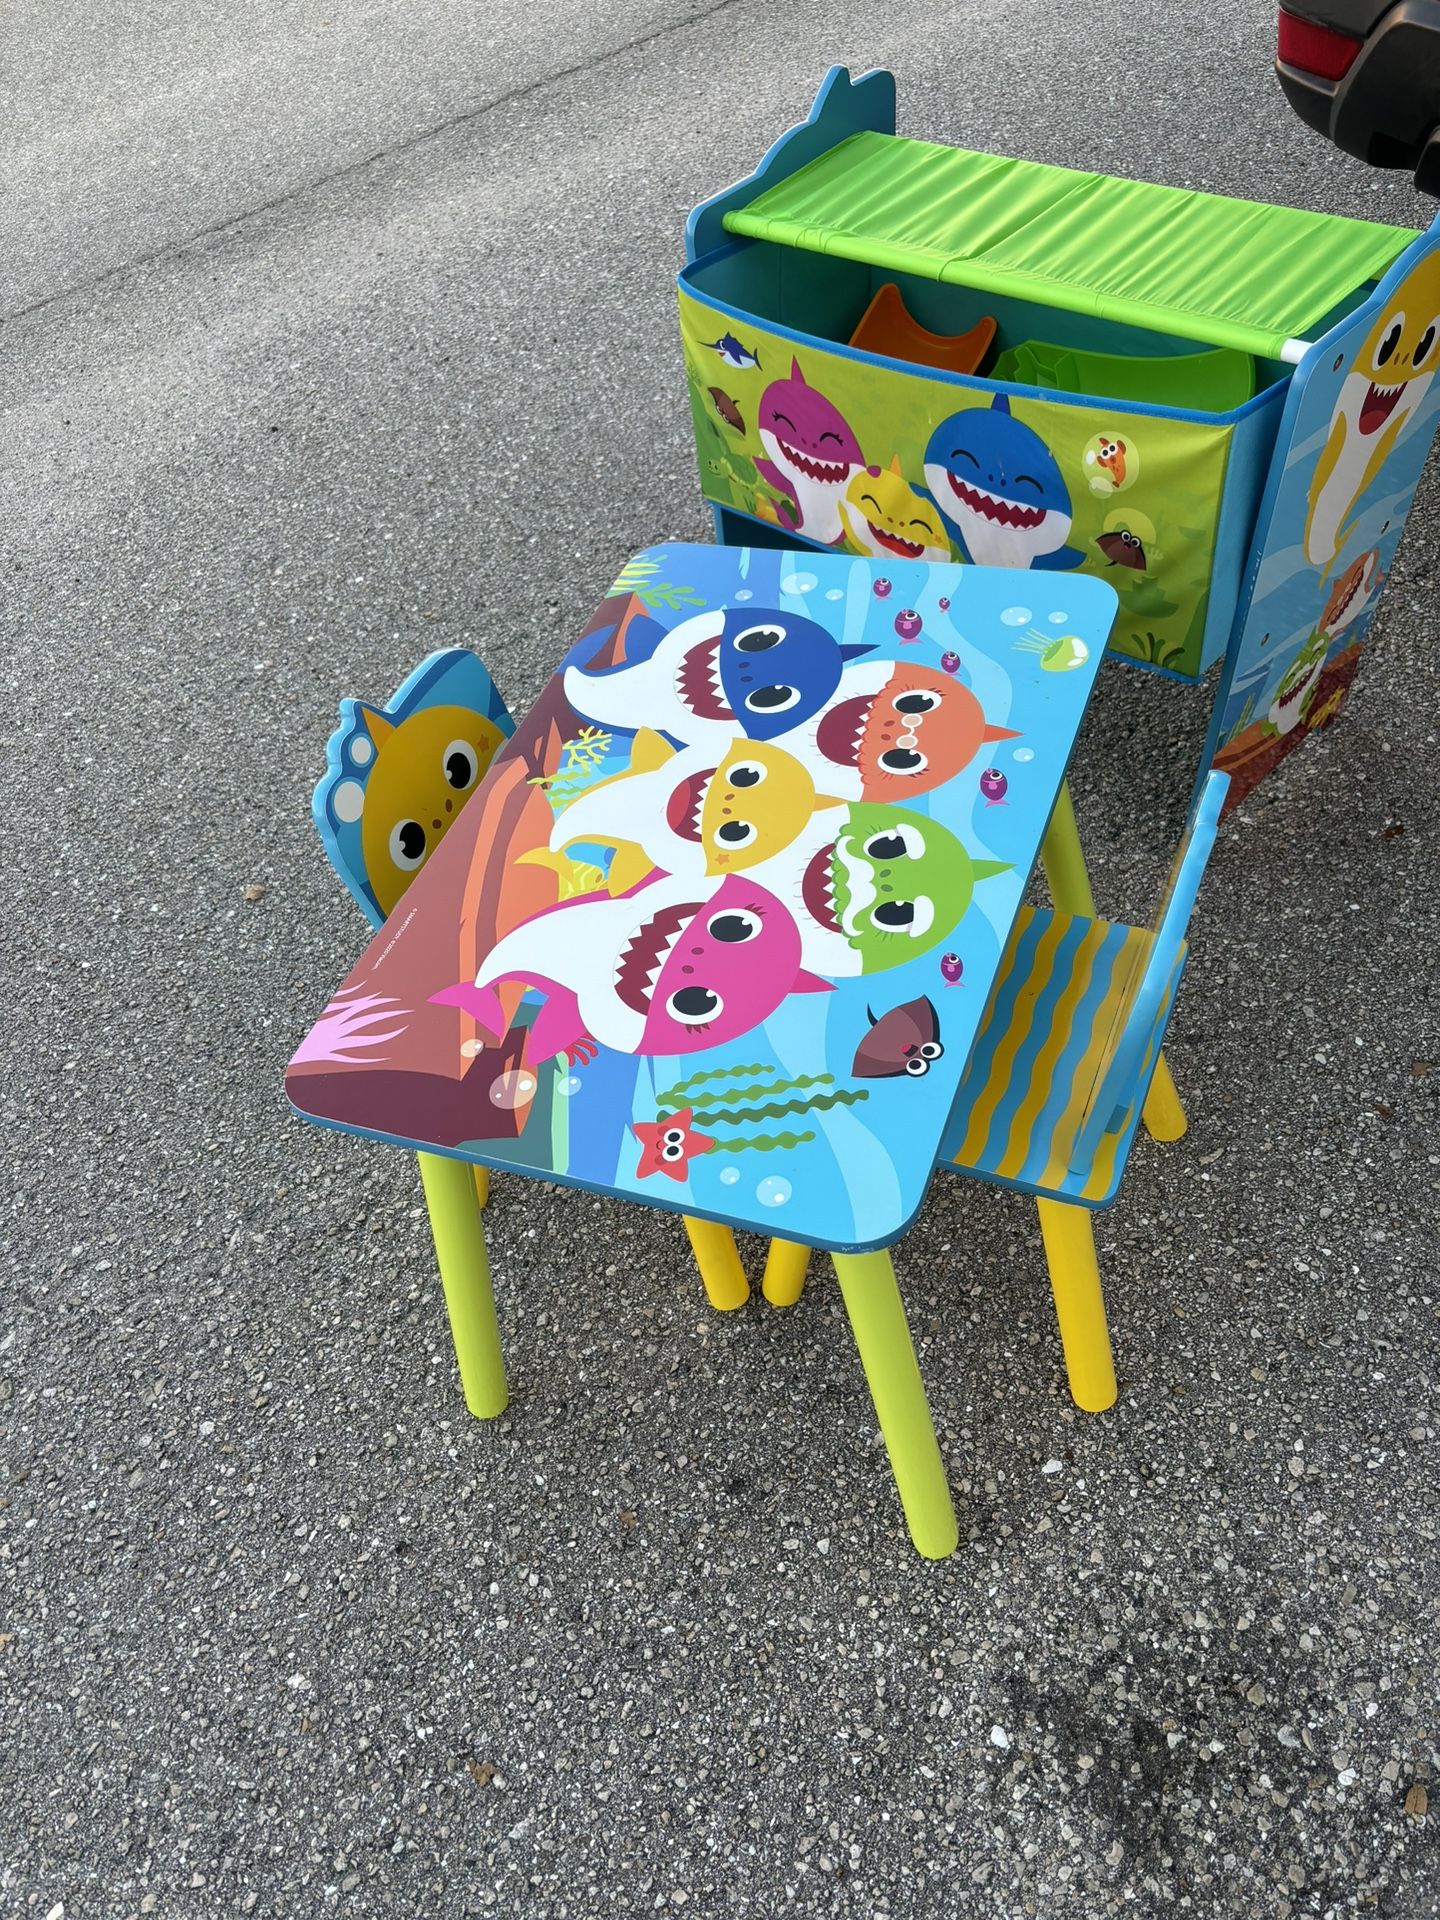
top-left (313, 648), bottom-right (513, 929)
top-left (1065, 770), bottom-right (1229, 1172)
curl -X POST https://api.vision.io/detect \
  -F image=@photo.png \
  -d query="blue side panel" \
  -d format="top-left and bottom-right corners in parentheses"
top-left (1198, 383), bottom-right (1288, 671)
top-left (1202, 212), bottom-right (1440, 811)
top-left (684, 65), bottom-right (897, 264)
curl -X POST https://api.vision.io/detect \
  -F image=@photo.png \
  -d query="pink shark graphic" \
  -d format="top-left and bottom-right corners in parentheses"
top-left (755, 361), bottom-right (864, 547)
top-left (430, 873), bottom-right (832, 1066)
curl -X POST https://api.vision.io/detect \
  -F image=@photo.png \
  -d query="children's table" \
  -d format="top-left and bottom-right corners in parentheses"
top-left (287, 544), bottom-right (1117, 1555)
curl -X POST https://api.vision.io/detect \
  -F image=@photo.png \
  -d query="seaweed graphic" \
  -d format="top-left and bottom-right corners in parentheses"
top-left (291, 984), bottom-right (408, 1065)
top-left (607, 555), bottom-right (706, 613)
top-left (649, 1064), bottom-right (868, 1160)
top-left (712, 1131), bottom-right (816, 1153)
top-left (1111, 628), bottom-right (1188, 671)
top-left (528, 726), bottom-right (612, 802)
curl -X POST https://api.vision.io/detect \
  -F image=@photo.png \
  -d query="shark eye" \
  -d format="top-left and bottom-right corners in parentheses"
top-left (707, 908), bottom-right (762, 943)
top-left (919, 1040), bottom-right (943, 1060)
top-left (893, 688), bottom-right (941, 716)
top-left (443, 740), bottom-right (479, 790)
top-left (1375, 314), bottom-right (1405, 370)
top-left (666, 985), bottom-right (723, 1025)
top-left (861, 493), bottom-right (883, 513)
top-left (1415, 319), bottom-right (1439, 370)
top-left (727, 760), bottom-right (767, 788)
top-left (871, 897), bottom-right (936, 938)
top-left (713, 820), bottom-right (756, 849)
top-left (388, 820), bottom-right (427, 870)
top-left (904, 1055), bottom-right (929, 1077)
top-left (734, 624), bottom-right (785, 653)
top-left (745, 684), bottom-right (801, 715)
top-left (878, 746), bottom-right (927, 776)
top-left (864, 826), bottom-right (925, 861)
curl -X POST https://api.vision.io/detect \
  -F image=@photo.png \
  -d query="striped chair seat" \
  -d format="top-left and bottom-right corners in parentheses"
top-left (942, 905), bottom-right (1185, 1209)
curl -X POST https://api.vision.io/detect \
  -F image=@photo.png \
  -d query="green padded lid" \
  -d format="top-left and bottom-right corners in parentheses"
top-left (722, 133), bottom-right (1417, 360)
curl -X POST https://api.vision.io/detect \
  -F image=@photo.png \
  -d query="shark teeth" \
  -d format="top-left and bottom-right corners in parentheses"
top-left (801, 842), bottom-right (841, 932)
top-left (775, 434), bottom-right (850, 487)
top-left (1359, 381), bottom-right (1404, 435)
top-left (675, 634), bottom-right (734, 723)
top-left (664, 767), bottom-right (715, 842)
top-left (945, 472), bottom-right (1047, 531)
top-left (613, 900), bottom-right (701, 1014)
top-left (869, 522), bottom-right (925, 559)
top-left (815, 693), bottom-right (874, 769)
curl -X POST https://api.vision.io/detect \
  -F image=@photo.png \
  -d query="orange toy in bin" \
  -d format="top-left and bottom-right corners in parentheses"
top-left (849, 282), bottom-right (996, 375)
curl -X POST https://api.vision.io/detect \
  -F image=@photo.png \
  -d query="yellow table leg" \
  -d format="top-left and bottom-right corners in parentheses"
top-left (416, 1151), bottom-right (508, 1418)
top-left (1140, 1052), bottom-right (1187, 1141)
top-left (831, 1250), bottom-right (958, 1560)
top-left (762, 1238), bottom-right (810, 1308)
top-left (1035, 1198), bottom-right (1117, 1414)
top-left (1041, 780), bottom-right (1184, 1147)
top-left (472, 1164), bottom-right (490, 1209)
top-left (684, 1215), bottom-right (749, 1311)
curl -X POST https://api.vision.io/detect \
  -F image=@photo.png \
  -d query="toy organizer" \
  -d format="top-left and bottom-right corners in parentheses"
top-left (678, 68), bottom-right (1440, 806)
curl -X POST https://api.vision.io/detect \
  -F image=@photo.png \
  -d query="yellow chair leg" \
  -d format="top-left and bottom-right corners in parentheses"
top-left (831, 1250), bottom-right (958, 1559)
top-left (683, 1215), bottom-right (749, 1311)
top-left (1140, 1052), bottom-right (1188, 1142)
top-left (472, 1163), bottom-right (490, 1209)
top-left (1042, 780), bottom-right (1182, 1148)
top-left (1040, 780), bottom-right (1098, 916)
top-left (416, 1151), bottom-right (508, 1418)
top-left (1035, 1199), bottom-right (1117, 1414)
top-left (762, 1238), bottom-right (810, 1308)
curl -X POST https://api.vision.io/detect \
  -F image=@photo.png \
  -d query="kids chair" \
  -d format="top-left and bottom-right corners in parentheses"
top-left (313, 648), bottom-right (515, 1416)
top-left (938, 771), bottom-right (1229, 1410)
top-left (752, 780), bottom-right (1189, 1316)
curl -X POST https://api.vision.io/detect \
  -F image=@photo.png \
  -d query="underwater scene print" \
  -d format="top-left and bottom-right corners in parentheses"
top-left (680, 290), bottom-right (1232, 680)
top-left (288, 545), bottom-right (1115, 1251)
top-left (1212, 231), bottom-right (1440, 811)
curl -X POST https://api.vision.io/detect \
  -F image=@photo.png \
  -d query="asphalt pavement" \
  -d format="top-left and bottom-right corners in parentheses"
top-left (2, 2), bottom-right (1438, 1915)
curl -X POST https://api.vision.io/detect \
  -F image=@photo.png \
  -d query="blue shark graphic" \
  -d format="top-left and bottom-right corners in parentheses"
top-left (565, 606), bottom-right (873, 748)
top-left (704, 332), bottom-right (761, 370)
top-left (923, 397), bottom-right (1083, 572)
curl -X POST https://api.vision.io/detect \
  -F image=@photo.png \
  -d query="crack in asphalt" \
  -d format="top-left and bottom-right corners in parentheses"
top-left (0, 0), bottom-right (745, 331)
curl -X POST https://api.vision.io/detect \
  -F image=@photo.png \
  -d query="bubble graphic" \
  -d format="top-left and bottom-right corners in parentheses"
top-left (757, 1175), bottom-right (792, 1208)
top-left (559, 1075), bottom-right (582, 1097)
top-left (1049, 611), bottom-right (1068, 625)
top-left (719, 1165), bottom-right (741, 1186)
top-left (488, 1069), bottom-right (537, 1110)
top-left (1000, 607), bottom-right (1033, 627)
top-left (825, 588), bottom-right (844, 600)
top-left (1012, 747), bottom-right (1036, 763)
top-left (734, 588), bottom-right (753, 601)
top-left (781, 571), bottom-right (817, 595)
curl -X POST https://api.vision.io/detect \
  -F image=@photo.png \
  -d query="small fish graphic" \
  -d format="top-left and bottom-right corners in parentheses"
top-left (709, 387), bottom-right (744, 432)
top-left (939, 952), bottom-right (963, 987)
top-left (940, 651), bottom-right (961, 675)
top-left (851, 996), bottom-right (944, 1079)
top-left (1096, 528), bottom-right (1146, 570)
top-left (705, 332), bottom-right (760, 370)
top-left (893, 609), bottom-right (923, 643)
top-left (979, 768), bottom-right (1008, 806)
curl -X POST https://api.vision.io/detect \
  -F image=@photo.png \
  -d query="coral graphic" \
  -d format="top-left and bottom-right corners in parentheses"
top-left (292, 984), bottom-right (409, 1065)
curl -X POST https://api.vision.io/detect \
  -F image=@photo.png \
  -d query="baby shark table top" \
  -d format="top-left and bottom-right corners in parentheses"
top-left (287, 545), bottom-right (1116, 1252)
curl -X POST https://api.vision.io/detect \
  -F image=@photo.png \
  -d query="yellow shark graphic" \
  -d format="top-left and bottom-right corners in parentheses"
top-left (549, 731), bottom-right (841, 892)
top-left (841, 456), bottom-right (952, 563)
top-left (1304, 250), bottom-right (1440, 575)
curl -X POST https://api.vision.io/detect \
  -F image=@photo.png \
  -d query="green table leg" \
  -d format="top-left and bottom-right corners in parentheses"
top-left (417, 1151), bottom-right (508, 1418)
top-left (831, 1250), bottom-right (958, 1560)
